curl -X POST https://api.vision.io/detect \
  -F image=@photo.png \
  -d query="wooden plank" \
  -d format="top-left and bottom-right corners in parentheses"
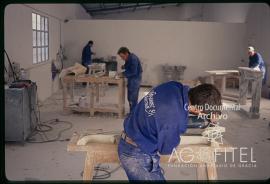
top-left (222, 95), bottom-right (239, 102)
top-left (67, 133), bottom-right (234, 152)
top-left (205, 70), bottom-right (239, 74)
top-left (223, 92), bottom-right (239, 98)
top-left (70, 107), bottom-right (90, 113)
top-left (63, 75), bottom-right (123, 84)
top-left (180, 136), bottom-right (209, 145)
top-left (67, 133), bottom-right (234, 181)
top-left (206, 163), bottom-right (218, 180)
top-left (83, 152), bottom-right (95, 180)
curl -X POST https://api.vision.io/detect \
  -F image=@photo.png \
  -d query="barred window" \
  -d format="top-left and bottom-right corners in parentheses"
top-left (32, 12), bottom-right (49, 64)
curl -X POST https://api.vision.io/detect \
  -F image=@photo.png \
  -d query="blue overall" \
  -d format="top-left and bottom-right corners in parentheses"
top-left (81, 44), bottom-right (93, 68)
top-left (118, 81), bottom-right (189, 181)
top-left (123, 53), bottom-right (143, 113)
top-left (249, 52), bottom-right (267, 85)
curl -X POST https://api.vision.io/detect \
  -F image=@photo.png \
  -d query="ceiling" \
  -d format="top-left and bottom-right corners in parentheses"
top-left (81, 3), bottom-right (180, 17)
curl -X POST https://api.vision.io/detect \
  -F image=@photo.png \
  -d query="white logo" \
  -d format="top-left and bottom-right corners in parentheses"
top-left (144, 91), bottom-right (156, 117)
top-left (202, 122), bottom-right (224, 145)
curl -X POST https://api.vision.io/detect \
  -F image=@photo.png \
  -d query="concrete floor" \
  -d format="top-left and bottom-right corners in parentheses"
top-left (5, 86), bottom-right (270, 181)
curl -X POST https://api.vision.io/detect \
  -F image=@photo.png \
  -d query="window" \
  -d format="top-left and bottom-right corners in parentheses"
top-left (32, 12), bottom-right (49, 64)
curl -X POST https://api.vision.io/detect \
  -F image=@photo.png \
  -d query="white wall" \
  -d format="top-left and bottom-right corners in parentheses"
top-left (202, 3), bottom-right (251, 23)
top-left (4, 4), bottom-right (90, 101)
top-left (63, 20), bottom-right (246, 86)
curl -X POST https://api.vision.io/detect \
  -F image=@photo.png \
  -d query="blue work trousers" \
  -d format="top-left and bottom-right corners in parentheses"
top-left (127, 76), bottom-right (141, 113)
top-left (118, 138), bottom-right (165, 181)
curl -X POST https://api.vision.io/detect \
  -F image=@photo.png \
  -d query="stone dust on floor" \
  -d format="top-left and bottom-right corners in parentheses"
top-left (5, 86), bottom-right (270, 181)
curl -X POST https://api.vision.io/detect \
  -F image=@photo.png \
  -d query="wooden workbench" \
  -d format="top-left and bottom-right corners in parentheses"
top-left (205, 70), bottom-right (239, 101)
top-left (62, 74), bottom-right (125, 118)
top-left (67, 132), bottom-right (234, 181)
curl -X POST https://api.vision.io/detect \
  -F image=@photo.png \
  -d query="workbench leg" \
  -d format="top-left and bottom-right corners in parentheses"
top-left (62, 82), bottom-right (67, 110)
top-left (209, 75), bottom-right (215, 85)
top-left (221, 75), bottom-right (226, 95)
top-left (96, 84), bottom-right (100, 103)
top-left (250, 79), bottom-right (262, 118)
top-left (83, 152), bottom-right (95, 181)
top-left (90, 84), bottom-right (95, 117)
top-left (118, 79), bottom-right (125, 118)
top-left (239, 72), bottom-right (248, 105)
top-left (196, 163), bottom-right (208, 180)
top-left (71, 81), bottom-right (75, 103)
top-left (206, 162), bottom-right (217, 180)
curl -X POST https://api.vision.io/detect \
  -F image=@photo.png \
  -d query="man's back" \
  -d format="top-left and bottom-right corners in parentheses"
top-left (124, 53), bottom-right (143, 79)
top-left (123, 81), bottom-right (189, 155)
top-left (82, 45), bottom-right (92, 65)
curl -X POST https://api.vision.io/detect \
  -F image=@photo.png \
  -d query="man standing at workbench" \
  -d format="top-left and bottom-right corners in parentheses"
top-left (118, 47), bottom-right (143, 113)
top-left (118, 81), bottom-right (222, 181)
top-left (81, 40), bottom-right (95, 74)
top-left (248, 46), bottom-right (267, 85)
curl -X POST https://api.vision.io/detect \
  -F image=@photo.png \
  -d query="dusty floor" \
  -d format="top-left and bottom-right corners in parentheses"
top-left (5, 85), bottom-right (270, 181)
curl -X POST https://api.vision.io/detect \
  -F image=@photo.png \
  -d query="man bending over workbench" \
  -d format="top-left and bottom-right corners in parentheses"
top-left (118, 81), bottom-right (222, 181)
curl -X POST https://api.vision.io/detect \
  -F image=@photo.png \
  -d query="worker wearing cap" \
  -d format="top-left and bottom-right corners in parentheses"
top-left (117, 47), bottom-right (143, 113)
top-left (248, 46), bottom-right (266, 84)
top-left (118, 81), bottom-right (222, 181)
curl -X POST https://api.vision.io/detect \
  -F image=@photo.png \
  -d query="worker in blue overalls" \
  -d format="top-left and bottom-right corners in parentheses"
top-left (118, 82), bottom-right (222, 181)
top-left (248, 46), bottom-right (267, 85)
top-left (81, 40), bottom-right (95, 74)
top-left (117, 47), bottom-right (143, 113)
top-left (81, 40), bottom-right (95, 86)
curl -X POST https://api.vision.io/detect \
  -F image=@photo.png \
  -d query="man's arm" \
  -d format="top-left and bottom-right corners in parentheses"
top-left (157, 125), bottom-right (181, 155)
top-left (249, 54), bottom-right (260, 68)
top-left (82, 47), bottom-right (87, 62)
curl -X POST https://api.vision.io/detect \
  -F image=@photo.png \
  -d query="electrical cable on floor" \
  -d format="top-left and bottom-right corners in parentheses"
top-left (26, 85), bottom-right (73, 143)
top-left (24, 85), bottom-right (153, 179)
top-left (91, 163), bottom-right (163, 180)
top-left (80, 164), bottom-right (122, 180)
top-left (93, 164), bottom-right (122, 180)
top-left (27, 119), bottom-right (73, 143)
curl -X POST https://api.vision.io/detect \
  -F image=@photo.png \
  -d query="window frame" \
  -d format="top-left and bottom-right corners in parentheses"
top-left (32, 12), bottom-right (49, 64)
